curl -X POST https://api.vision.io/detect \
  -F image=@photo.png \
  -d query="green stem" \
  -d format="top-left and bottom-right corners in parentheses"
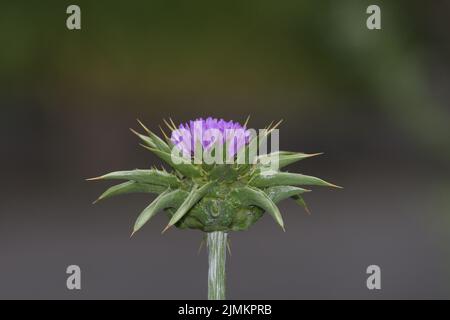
top-left (207, 231), bottom-right (227, 300)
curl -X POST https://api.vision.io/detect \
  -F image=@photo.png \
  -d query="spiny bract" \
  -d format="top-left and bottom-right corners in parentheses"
top-left (88, 118), bottom-right (340, 234)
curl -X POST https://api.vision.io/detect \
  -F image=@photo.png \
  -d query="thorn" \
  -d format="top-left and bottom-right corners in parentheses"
top-left (272, 119), bottom-right (283, 130)
top-left (163, 118), bottom-right (170, 129)
top-left (264, 121), bottom-right (274, 132)
top-left (161, 224), bottom-right (171, 234)
top-left (86, 176), bottom-right (102, 181)
top-left (163, 118), bottom-right (176, 132)
top-left (304, 205), bottom-right (311, 215)
top-left (267, 119), bottom-right (283, 136)
top-left (169, 118), bottom-right (177, 130)
top-left (92, 198), bottom-right (101, 205)
top-left (159, 125), bottom-right (170, 140)
top-left (305, 152), bottom-right (323, 157)
top-left (130, 230), bottom-right (136, 238)
top-left (129, 128), bottom-right (146, 139)
top-left (295, 195), bottom-right (312, 215)
top-left (243, 115), bottom-right (251, 128)
top-left (136, 119), bottom-right (151, 134)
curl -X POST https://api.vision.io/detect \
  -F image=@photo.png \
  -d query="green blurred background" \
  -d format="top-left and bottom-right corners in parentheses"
top-left (1, 0), bottom-right (449, 299)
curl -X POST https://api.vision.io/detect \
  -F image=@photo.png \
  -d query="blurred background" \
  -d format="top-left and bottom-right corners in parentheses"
top-left (1, 0), bottom-right (449, 299)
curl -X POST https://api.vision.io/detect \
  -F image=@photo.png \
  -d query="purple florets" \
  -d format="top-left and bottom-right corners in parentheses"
top-left (170, 117), bottom-right (251, 158)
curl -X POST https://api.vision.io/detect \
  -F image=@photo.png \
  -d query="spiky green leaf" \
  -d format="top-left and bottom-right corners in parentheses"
top-left (135, 120), bottom-right (172, 153)
top-left (88, 169), bottom-right (180, 187)
top-left (257, 151), bottom-right (322, 169)
top-left (148, 131), bottom-right (172, 153)
top-left (265, 185), bottom-right (310, 204)
top-left (232, 186), bottom-right (285, 230)
top-left (141, 145), bottom-right (202, 178)
top-left (292, 195), bottom-right (311, 214)
top-left (132, 189), bottom-right (188, 235)
top-left (250, 172), bottom-right (340, 188)
top-left (157, 125), bottom-right (174, 147)
top-left (130, 129), bottom-right (157, 149)
top-left (94, 181), bottom-right (166, 203)
top-left (163, 181), bottom-right (215, 232)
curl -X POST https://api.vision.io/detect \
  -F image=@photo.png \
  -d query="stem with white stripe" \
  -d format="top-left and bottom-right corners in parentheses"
top-left (207, 231), bottom-right (227, 300)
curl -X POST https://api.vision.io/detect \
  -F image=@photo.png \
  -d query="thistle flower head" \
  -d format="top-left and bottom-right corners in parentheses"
top-left (171, 117), bottom-right (251, 158)
top-left (89, 117), bottom-right (340, 235)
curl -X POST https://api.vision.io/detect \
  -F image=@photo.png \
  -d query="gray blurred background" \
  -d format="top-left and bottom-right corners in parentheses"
top-left (1, 0), bottom-right (450, 299)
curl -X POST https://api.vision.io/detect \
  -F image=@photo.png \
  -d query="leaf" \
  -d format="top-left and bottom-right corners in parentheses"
top-left (265, 185), bottom-right (310, 204)
top-left (141, 145), bottom-right (202, 178)
top-left (292, 195), bottom-right (311, 215)
top-left (250, 172), bottom-right (340, 188)
top-left (130, 128), bottom-right (157, 149)
top-left (257, 151), bottom-right (322, 169)
top-left (132, 189), bottom-right (188, 235)
top-left (87, 169), bottom-right (180, 187)
top-left (162, 181), bottom-right (215, 233)
top-left (232, 186), bottom-right (285, 231)
top-left (136, 120), bottom-right (173, 154)
top-left (94, 181), bottom-right (166, 203)
top-left (148, 131), bottom-right (172, 154)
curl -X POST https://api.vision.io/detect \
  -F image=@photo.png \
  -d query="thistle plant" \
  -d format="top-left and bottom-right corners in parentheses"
top-left (88, 117), bottom-right (340, 300)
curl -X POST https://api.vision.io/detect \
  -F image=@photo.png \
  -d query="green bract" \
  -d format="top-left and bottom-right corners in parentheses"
top-left (89, 120), bottom-right (340, 234)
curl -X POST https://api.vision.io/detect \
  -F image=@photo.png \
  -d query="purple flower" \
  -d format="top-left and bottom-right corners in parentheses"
top-left (170, 117), bottom-right (251, 158)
